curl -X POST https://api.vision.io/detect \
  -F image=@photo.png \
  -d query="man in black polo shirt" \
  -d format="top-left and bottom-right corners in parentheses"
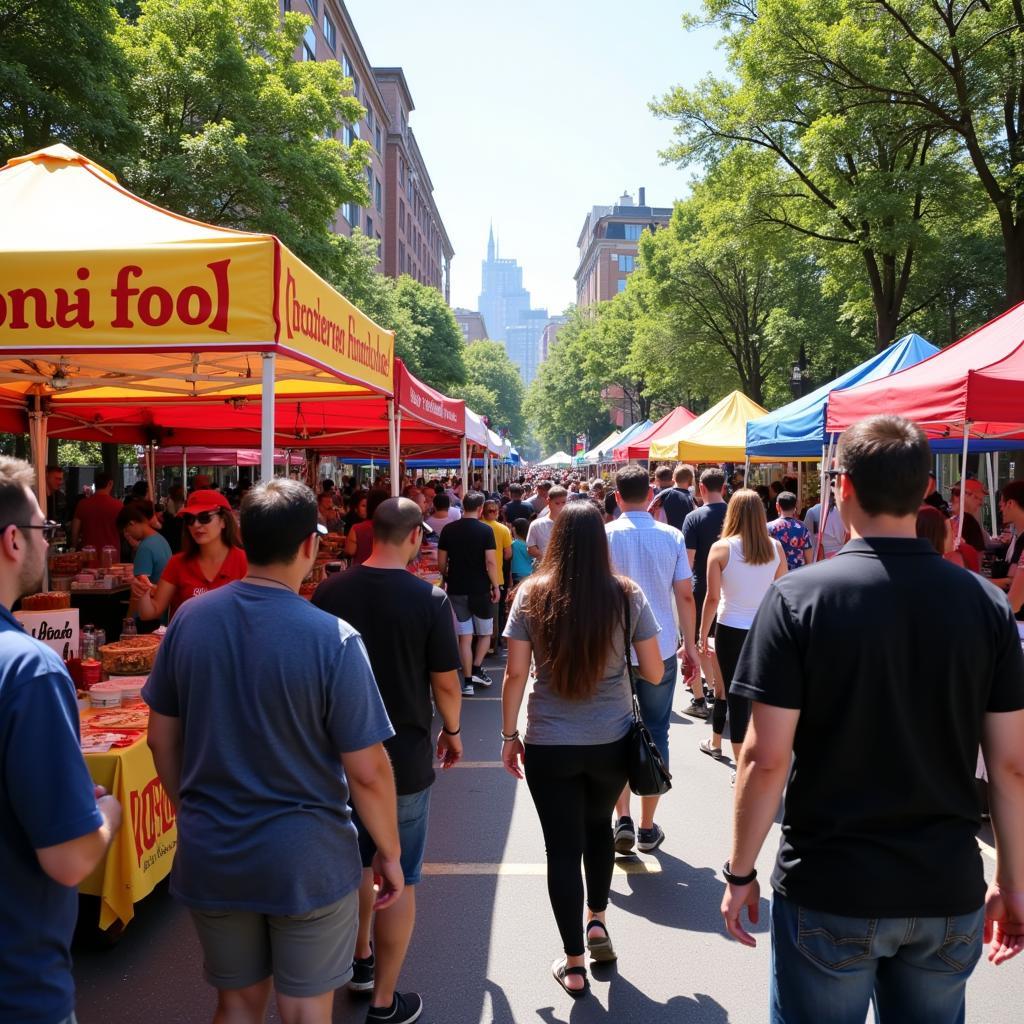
top-left (653, 463), bottom-right (696, 531)
top-left (721, 415), bottom-right (1024, 1023)
top-left (502, 483), bottom-right (535, 526)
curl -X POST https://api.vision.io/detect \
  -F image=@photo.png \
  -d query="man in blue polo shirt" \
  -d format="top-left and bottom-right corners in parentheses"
top-left (0, 456), bottom-right (122, 1024)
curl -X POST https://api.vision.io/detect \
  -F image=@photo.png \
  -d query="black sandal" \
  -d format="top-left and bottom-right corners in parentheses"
top-left (551, 957), bottom-right (589, 998)
top-left (586, 920), bottom-right (617, 962)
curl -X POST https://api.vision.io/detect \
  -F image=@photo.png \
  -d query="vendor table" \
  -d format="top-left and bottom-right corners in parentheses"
top-left (71, 586), bottom-right (131, 647)
top-left (80, 712), bottom-right (177, 931)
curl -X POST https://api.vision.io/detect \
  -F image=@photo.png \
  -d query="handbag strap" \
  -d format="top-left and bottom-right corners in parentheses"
top-left (622, 589), bottom-right (642, 722)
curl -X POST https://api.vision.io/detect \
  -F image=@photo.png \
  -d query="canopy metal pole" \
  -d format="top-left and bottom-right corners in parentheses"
top-left (986, 452), bottom-right (998, 533)
top-left (182, 447), bottom-right (188, 489)
top-left (260, 353), bottom-right (275, 484)
top-left (145, 443), bottom-right (156, 502)
top-left (29, 394), bottom-right (47, 513)
top-left (460, 437), bottom-right (468, 491)
top-left (816, 434), bottom-right (838, 562)
top-left (955, 423), bottom-right (971, 549)
top-left (387, 400), bottom-right (400, 497)
top-left (797, 461), bottom-right (803, 510)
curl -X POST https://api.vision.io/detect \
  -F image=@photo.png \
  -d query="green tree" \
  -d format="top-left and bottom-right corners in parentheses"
top-left (116, 0), bottom-right (369, 279)
top-left (459, 341), bottom-right (525, 440)
top-left (391, 276), bottom-right (466, 393)
top-left (656, 2), bottom-right (976, 348)
top-left (0, 0), bottom-right (138, 166)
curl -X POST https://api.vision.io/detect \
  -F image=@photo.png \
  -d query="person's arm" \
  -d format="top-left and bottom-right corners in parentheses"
top-left (699, 546), bottom-right (724, 653)
top-left (1007, 571), bottom-right (1024, 614)
top-left (132, 575), bottom-right (175, 621)
top-left (526, 522), bottom-right (542, 560)
top-left (36, 794), bottom-right (121, 887)
top-left (722, 702), bottom-right (800, 946)
top-left (982, 708), bottom-right (1024, 964)
top-left (673, 578), bottom-right (700, 684)
top-left (485, 549), bottom-right (500, 601)
top-left (436, 549), bottom-right (448, 577)
top-left (147, 711), bottom-right (184, 809)
top-left (342, 743), bottom-right (403, 911)
top-left (774, 540), bottom-right (788, 579)
top-left (500, 637), bottom-right (531, 779)
top-left (430, 669), bottom-right (463, 769)
top-left (634, 634), bottom-right (664, 683)
top-left (344, 531), bottom-right (358, 557)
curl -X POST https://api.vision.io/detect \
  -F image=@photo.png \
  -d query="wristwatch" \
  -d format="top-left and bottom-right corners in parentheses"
top-left (722, 860), bottom-right (757, 886)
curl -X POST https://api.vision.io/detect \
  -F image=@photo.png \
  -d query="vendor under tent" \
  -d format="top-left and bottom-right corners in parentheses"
top-left (0, 144), bottom-right (394, 505)
top-left (614, 405), bottom-right (696, 462)
top-left (649, 391), bottom-right (769, 463)
top-left (746, 334), bottom-right (939, 460)
top-left (826, 301), bottom-right (1024, 545)
top-left (538, 450), bottom-right (573, 468)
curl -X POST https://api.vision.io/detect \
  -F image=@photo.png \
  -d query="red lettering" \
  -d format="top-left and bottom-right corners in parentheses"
top-left (138, 286), bottom-right (173, 327)
top-left (129, 777), bottom-right (177, 866)
top-left (176, 284), bottom-right (212, 326)
top-left (55, 286), bottom-right (93, 328)
top-left (206, 259), bottom-right (230, 333)
top-left (8, 288), bottom-right (54, 329)
top-left (111, 265), bottom-right (143, 327)
top-left (130, 790), bottom-right (143, 863)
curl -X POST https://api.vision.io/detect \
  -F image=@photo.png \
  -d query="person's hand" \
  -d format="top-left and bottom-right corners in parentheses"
top-left (698, 636), bottom-right (710, 658)
top-left (490, 583), bottom-right (500, 603)
top-left (93, 784), bottom-right (107, 799)
top-left (436, 729), bottom-right (463, 770)
top-left (985, 883), bottom-right (1024, 964)
top-left (97, 794), bottom-right (122, 836)
top-left (130, 574), bottom-right (153, 601)
top-left (370, 852), bottom-right (405, 912)
top-left (721, 878), bottom-right (760, 947)
top-left (678, 642), bottom-right (701, 685)
top-left (502, 737), bottom-right (525, 779)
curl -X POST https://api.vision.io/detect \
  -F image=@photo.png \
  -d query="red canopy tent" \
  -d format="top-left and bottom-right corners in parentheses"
top-left (152, 447), bottom-right (305, 468)
top-left (613, 406), bottom-right (696, 462)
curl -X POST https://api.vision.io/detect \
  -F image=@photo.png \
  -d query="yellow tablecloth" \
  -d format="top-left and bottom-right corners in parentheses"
top-left (81, 723), bottom-right (177, 930)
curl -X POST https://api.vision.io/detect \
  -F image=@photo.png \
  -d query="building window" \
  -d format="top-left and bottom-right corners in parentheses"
top-left (617, 278), bottom-right (628, 293)
top-left (306, 0), bottom-right (317, 12)
top-left (323, 13), bottom-right (336, 50)
top-left (615, 254), bottom-right (635, 272)
top-left (374, 125), bottom-right (382, 151)
top-left (366, 167), bottom-right (374, 194)
top-left (345, 203), bottom-right (359, 229)
top-left (352, 75), bottom-right (360, 99)
top-left (341, 52), bottom-right (352, 78)
top-left (365, 216), bottom-right (373, 238)
top-left (624, 224), bottom-right (644, 241)
top-left (302, 25), bottom-right (316, 61)
top-left (375, 180), bottom-right (382, 211)
top-left (282, 0), bottom-right (292, 10)
top-left (366, 108), bottom-right (373, 131)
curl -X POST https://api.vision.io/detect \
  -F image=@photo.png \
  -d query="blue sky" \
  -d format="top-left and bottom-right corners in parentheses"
top-left (344, 0), bottom-right (727, 316)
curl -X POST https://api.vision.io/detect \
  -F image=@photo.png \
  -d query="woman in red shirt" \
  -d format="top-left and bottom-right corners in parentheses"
top-left (132, 490), bottom-right (247, 620)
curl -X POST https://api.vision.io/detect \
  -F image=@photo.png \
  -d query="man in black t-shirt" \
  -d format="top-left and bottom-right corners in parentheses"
top-left (437, 491), bottom-right (500, 693)
top-left (502, 483), bottom-right (535, 526)
top-left (681, 468), bottom-right (727, 717)
top-left (313, 498), bottom-right (462, 1024)
top-left (721, 415), bottom-right (1024, 1023)
top-left (653, 464), bottom-right (696, 530)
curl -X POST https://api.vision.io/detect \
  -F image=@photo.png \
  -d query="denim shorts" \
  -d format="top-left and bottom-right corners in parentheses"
top-left (354, 786), bottom-right (432, 885)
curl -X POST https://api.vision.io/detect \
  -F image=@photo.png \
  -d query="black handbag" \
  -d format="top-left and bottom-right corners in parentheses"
top-left (622, 594), bottom-right (673, 797)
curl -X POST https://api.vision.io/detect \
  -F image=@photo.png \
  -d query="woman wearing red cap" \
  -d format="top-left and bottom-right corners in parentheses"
top-left (132, 490), bottom-right (248, 621)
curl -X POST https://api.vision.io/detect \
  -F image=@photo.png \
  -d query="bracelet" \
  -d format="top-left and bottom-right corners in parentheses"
top-left (442, 724), bottom-right (461, 736)
top-left (722, 860), bottom-right (757, 886)
top-left (500, 729), bottom-right (520, 742)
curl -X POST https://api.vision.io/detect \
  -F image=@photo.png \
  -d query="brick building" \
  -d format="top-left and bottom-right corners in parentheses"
top-left (454, 309), bottom-right (489, 343)
top-left (574, 188), bottom-right (672, 307)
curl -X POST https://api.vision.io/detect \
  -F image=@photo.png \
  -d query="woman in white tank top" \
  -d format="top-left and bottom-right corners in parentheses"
top-left (698, 490), bottom-right (787, 765)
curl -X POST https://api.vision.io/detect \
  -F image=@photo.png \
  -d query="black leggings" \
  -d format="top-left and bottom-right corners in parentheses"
top-left (523, 736), bottom-right (630, 957)
top-left (711, 623), bottom-right (752, 746)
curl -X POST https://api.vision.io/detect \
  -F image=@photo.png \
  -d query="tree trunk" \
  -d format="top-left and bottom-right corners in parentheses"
top-left (101, 443), bottom-right (120, 490)
top-left (47, 437), bottom-right (59, 465)
top-left (1003, 216), bottom-right (1024, 308)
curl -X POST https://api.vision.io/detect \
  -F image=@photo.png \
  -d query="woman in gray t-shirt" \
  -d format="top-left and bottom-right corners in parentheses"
top-left (500, 501), bottom-right (663, 997)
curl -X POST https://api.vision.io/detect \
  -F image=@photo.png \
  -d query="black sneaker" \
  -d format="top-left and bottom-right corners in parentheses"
top-left (613, 815), bottom-right (636, 854)
top-left (461, 678), bottom-right (475, 696)
top-left (349, 949), bottom-right (374, 992)
top-left (683, 698), bottom-right (709, 720)
top-left (367, 991), bottom-right (423, 1023)
top-left (636, 823), bottom-right (665, 852)
top-left (471, 665), bottom-right (493, 687)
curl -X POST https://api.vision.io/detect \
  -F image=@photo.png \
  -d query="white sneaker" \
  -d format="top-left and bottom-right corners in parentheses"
top-left (471, 666), bottom-right (493, 687)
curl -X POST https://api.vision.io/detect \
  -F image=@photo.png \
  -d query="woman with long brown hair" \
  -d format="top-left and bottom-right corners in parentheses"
top-left (699, 489), bottom-right (787, 766)
top-left (500, 501), bottom-right (663, 997)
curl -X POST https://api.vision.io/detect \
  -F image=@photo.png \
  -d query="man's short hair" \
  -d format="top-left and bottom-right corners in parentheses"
top-left (0, 456), bottom-right (37, 529)
top-left (241, 479), bottom-right (319, 565)
top-left (373, 497), bottom-right (425, 545)
top-left (837, 415), bottom-right (931, 518)
top-left (1002, 480), bottom-right (1024, 508)
top-left (674, 464), bottom-right (694, 487)
top-left (700, 468), bottom-right (726, 493)
top-left (463, 490), bottom-right (485, 513)
top-left (591, 480), bottom-right (605, 492)
top-left (615, 464), bottom-right (651, 503)
top-left (536, 480), bottom-right (552, 492)
top-left (777, 490), bottom-right (798, 512)
top-left (46, 465), bottom-right (62, 476)
top-left (509, 483), bottom-right (524, 498)
top-left (116, 503), bottom-right (153, 530)
top-left (654, 465), bottom-right (674, 484)
top-left (547, 485), bottom-right (568, 502)
top-left (433, 492), bottom-right (450, 512)
top-left (94, 472), bottom-right (112, 491)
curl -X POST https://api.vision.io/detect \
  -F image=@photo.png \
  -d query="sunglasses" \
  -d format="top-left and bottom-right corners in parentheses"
top-left (182, 510), bottom-right (222, 527)
top-left (1, 520), bottom-right (60, 542)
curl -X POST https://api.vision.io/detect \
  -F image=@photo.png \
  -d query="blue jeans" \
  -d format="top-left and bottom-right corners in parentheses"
top-left (354, 786), bottom-right (431, 885)
top-left (635, 656), bottom-right (677, 769)
top-left (771, 893), bottom-right (984, 1024)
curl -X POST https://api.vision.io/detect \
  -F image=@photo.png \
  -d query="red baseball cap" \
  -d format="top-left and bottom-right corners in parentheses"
top-left (180, 489), bottom-right (232, 516)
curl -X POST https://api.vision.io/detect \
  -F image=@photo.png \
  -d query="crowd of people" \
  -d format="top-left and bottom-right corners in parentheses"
top-left (3, 414), bottom-right (1024, 1024)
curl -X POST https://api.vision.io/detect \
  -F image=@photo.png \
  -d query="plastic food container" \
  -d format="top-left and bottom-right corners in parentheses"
top-left (88, 681), bottom-right (123, 708)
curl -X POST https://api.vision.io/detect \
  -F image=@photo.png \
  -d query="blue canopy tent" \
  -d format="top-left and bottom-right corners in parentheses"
top-left (746, 334), bottom-right (939, 459)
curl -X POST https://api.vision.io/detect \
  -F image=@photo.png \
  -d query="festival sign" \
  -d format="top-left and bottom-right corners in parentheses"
top-left (397, 360), bottom-right (465, 434)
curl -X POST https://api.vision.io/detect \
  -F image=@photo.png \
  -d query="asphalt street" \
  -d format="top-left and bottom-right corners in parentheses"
top-left (74, 651), bottom-right (1022, 1023)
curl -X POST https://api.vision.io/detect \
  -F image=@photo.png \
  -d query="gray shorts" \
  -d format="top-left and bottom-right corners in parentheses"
top-left (189, 890), bottom-right (358, 998)
top-left (448, 592), bottom-right (493, 636)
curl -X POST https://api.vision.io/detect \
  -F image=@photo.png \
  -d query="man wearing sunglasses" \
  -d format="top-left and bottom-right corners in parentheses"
top-left (0, 457), bottom-right (121, 1024)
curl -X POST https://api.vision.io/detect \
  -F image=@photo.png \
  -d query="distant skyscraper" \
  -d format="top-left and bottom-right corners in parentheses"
top-left (478, 225), bottom-right (547, 385)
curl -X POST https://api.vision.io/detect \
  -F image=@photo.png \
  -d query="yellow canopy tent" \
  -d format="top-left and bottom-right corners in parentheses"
top-left (0, 145), bottom-right (395, 504)
top-left (648, 390), bottom-right (770, 463)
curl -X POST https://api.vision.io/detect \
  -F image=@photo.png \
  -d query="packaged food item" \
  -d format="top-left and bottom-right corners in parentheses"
top-left (88, 681), bottom-right (122, 708)
top-left (20, 592), bottom-right (71, 611)
top-left (98, 635), bottom-right (161, 675)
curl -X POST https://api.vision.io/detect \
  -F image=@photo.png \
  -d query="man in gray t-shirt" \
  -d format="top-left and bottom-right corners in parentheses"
top-left (145, 480), bottom-right (401, 1022)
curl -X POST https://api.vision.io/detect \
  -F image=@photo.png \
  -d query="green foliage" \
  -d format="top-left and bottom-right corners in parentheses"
top-left (55, 441), bottom-right (138, 465)
top-left (0, 0), bottom-right (138, 167)
top-left (116, 0), bottom-right (369, 279)
top-left (458, 341), bottom-right (525, 441)
top-left (389, 276), bottom-right (466, 394)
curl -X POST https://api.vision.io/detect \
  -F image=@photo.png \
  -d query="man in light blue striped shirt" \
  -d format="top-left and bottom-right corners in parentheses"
top-left (605, 464), bottom-right (700, 854)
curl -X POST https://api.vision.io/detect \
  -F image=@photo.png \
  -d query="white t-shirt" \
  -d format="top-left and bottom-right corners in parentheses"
top-left (804, 503), bottom-right (846, 557)
top-left (425, 508), bottom-right (461, 534)
top-left (526, 516), bottom-right (557, 557)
